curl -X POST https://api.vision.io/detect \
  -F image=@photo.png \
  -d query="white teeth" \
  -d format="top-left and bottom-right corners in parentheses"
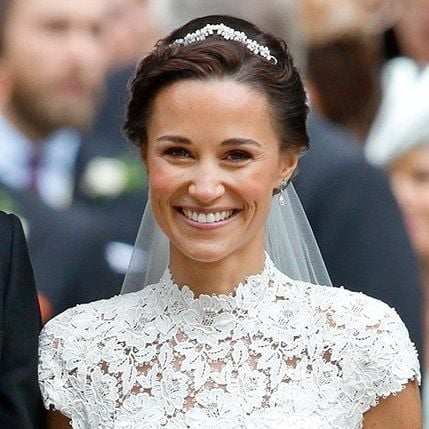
top-left (182, 209), bottom-right (234, 224)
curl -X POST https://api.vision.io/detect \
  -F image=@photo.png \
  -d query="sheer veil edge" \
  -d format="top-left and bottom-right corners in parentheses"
top-left (121, 184), bottom-right (332, 293)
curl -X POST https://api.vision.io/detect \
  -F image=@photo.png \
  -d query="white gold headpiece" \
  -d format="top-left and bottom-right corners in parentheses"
top-left (172, 23), bottom-right (278, 65)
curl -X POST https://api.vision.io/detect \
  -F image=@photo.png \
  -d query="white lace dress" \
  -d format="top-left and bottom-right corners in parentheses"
top-left (39, 256), bottom-right (420, 428)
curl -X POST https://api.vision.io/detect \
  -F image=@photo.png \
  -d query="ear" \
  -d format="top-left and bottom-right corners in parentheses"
top-left (276, 149), bottom-right (299, 188)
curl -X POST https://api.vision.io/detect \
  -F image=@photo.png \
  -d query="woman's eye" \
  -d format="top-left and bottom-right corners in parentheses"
top-left (164, 147), bottom-right (191, 158)
top-left (225, 151), bottom-right (252, 161)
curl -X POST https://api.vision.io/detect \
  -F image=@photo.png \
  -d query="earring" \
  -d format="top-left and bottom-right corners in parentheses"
top-left (278, 178), bottom-right (290, 206)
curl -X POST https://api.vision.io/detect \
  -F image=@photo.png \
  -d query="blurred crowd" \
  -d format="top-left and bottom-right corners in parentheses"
top-left (0, 0), bottom-right (428, 416)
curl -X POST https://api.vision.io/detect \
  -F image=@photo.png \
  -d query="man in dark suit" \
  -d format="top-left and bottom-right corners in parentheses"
top-left (0, 211), bottom-right (44, 428)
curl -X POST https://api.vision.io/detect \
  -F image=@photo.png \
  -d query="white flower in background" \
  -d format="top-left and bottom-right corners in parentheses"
top-left (82, 157), bottom-right (128, 198)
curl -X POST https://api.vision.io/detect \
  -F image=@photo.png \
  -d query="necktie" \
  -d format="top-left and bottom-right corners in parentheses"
top-left (28, 150), bottom-right (41, 193)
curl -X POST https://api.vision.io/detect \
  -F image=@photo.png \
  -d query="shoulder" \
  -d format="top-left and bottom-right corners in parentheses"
top-left (40, 287), bottom-right (153, 343)
top-left (298, 280), bottom-right (410, 331)
top-left (278, 275), bottom-right (419, 358)
top-left (0, 210), bottom-right (11, 229)
top-left (0, 210), bottom-right (22, 235)
top-left (0, 211), bottom-right (27, 281)
top-left (292, 280), bottom-right (421, 399)
top-left (0, 212), bottom-right (13, 264)
top-left (39, 281), bottom-right (165, 347)
top-left (269, 269), bottom-right (394, 326)
top-left (312, 282), bottom-right (390, 313)
top-left (38, 285), bottom-right (160, 414)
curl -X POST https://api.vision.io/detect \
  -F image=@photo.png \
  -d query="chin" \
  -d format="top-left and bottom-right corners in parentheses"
top-left (173, 241), bottom-right (234, 264)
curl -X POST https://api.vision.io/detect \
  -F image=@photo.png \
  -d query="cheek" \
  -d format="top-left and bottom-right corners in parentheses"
top-left (146, 157), bottom-right (184, 198)
top-left (409, 186), bottom-right (429, 214)
top-left (238, 168), bottom-right (277, 209)
top-left (148, 173), bottom-right (173, 200)
top-left (249, 163), bottom-right (279, 191)
top-left (417, 199), bottom-right (429, 226)
top-left (244, 182), bottom-right (272, 203)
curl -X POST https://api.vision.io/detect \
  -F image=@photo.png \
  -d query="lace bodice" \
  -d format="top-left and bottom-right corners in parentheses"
top-left (39, 257), bottom-right (420, 428)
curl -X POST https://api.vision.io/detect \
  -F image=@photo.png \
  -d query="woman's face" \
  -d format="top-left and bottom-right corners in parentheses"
top-left (390, 143), bottom-right (429, 261)
top-left (144, 79), bottom-right (298, 265)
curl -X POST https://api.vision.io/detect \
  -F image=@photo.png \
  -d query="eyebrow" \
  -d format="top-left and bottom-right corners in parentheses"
top-left (156, 135), bottom-right (262, 147)
top-left (156, 135), bottom-right (191, 144)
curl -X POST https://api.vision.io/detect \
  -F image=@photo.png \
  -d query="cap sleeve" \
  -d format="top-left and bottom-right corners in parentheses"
top-left (38, 307), bottom-right (87, 424)
top-left (344, 296), bottom-right (421, 413)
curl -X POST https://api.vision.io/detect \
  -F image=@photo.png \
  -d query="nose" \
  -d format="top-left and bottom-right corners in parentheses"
top-left (67, 28), bottom-right (104, 69)
top-left (188, 167), bottom-right (225, 203)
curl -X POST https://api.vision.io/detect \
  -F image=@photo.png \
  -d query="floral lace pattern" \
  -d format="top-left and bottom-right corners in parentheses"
top-left (39, 256), bottom-right (420, 428)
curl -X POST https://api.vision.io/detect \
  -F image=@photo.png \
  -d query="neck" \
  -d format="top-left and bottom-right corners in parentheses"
top-left (169, 243), bottom-right (266, 297)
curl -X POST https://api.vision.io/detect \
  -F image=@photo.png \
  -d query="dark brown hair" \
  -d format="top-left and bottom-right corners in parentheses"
top-left (307, 36), bottom-right (382, 141)
top-left (124, 15), bottom-right (309, 155)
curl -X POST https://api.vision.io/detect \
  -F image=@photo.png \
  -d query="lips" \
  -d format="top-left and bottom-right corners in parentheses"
top-left (181, 208), bottom-right (235, 224)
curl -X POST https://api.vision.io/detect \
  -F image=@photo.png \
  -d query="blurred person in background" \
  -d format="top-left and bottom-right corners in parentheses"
top-left (367, 0), bottom-right (429, 161)
top-left (0, 0), bottom-right (108, 208)
top-left (160, 0), bottom-right (423, 367)
top-left (365, 63), bottom-right (429, 422)
top-left (385, 0), bottom-right (429, 64)
top-left (103, 0), bottom-right (161, 71)
top-left (0, 0), bottom-right (123, 322)
top-left (297, 0), bottom-right (399, 142)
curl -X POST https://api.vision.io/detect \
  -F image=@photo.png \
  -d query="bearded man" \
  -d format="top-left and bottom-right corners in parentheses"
top-left (0, 0), bottom-right (108, 208)
top-left (0, 0), bottom-right (123, 325)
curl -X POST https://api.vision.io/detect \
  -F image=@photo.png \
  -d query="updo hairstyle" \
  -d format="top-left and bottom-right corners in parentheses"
top-left (123, 15), bottom-right (309, 156)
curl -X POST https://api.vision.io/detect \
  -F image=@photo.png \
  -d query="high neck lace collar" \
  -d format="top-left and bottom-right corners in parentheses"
top-left (158, 252), bottom-right (281, 314)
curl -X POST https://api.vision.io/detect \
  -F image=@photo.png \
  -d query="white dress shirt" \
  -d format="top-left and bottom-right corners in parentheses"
top-left (0, 114), bottom-right (80, 208)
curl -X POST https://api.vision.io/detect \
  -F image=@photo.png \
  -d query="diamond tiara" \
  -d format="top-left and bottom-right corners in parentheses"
top-left (171, 23), bottom-right (278, 65)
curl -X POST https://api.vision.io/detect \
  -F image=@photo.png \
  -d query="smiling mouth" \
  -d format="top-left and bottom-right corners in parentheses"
top-left (180, 208), bottom-right (237, 224)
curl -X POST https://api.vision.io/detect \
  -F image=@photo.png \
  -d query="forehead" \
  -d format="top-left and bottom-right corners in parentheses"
top-left (149, 79), bottom-right (279, 142)
top-left (7, 0), bottom-right (107, 24)
top-left (152, 79), bottom-right (270, 115)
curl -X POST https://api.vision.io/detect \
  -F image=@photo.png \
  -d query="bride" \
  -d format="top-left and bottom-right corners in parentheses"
top-left (39, 15), bottom-right (421, 428)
